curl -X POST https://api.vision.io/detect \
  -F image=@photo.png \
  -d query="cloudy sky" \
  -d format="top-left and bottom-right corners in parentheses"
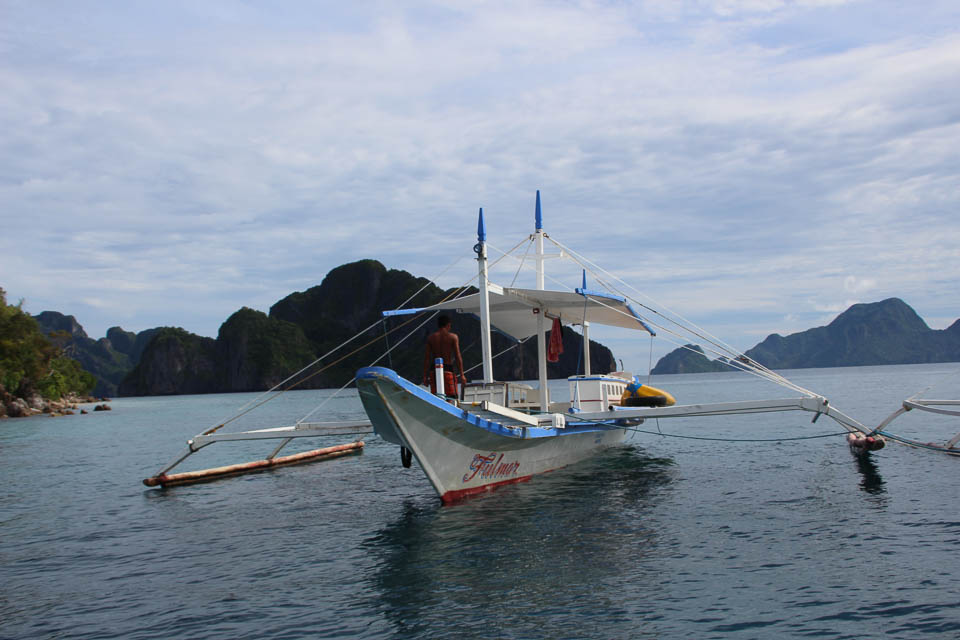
top-left (2, 0), bottom-right (959, 371)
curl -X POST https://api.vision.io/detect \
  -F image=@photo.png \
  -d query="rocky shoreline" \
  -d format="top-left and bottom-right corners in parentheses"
top-left (0, 390), bottom-right (110, 419)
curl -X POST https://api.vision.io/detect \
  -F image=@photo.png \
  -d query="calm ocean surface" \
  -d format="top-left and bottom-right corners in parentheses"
top-left (3, 363), bottom-right (960, 639)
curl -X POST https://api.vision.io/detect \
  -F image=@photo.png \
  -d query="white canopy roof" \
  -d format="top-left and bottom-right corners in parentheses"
top-left (384, 285), bottom-right (655, 341)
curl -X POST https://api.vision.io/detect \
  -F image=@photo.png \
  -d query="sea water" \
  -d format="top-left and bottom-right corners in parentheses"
top-left (2, 364), bottom-right (960, 639)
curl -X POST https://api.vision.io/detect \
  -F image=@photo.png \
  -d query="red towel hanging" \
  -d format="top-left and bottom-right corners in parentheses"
top-left (547, 317), bottom-right (563, 362)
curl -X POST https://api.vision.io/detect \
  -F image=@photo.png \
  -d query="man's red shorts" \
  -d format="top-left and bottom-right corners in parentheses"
top-left (430, 370), bottom-right (458, 397)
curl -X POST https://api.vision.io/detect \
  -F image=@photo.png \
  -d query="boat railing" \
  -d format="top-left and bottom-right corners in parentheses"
top-left (463, 381), bottom-right (537, 409)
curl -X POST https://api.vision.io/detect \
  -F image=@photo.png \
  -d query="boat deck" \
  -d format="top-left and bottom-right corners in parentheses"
top-left (463, 406), bottom-right (523, 431)
top-left (457, 400), bottom-right (626, 439)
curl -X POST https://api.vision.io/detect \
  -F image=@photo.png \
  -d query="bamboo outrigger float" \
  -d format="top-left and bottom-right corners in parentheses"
top-left (143, 441), bottom-right (365, 487)
top-left (143, 422), bottom-right (373, 488)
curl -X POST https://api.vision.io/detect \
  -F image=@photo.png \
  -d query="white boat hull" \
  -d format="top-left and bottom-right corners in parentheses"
top-left (357, 367), bottom-right (628, 503)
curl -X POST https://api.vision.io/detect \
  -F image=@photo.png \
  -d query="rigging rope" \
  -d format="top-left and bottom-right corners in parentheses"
top-left (382, 319), bottom-right (394, 370)
top-left (478, 233), bottom-right (815, 397)
top-left (297, 308), bottom-right (445, 425)
top-left (647, 334), bottom-right (654, 385)
top-left (202, 317), bottom-right (386, 435)
top-left (508, 237), bottom-right (534, 288)
top-left (463, 336), bottom-right (534, 377)
top-left (544, 234), bottom-right (818, 397)
top-left (208, 234), bottom-right (539, 434)
top-left (549, 236), bottom-right (742, 355)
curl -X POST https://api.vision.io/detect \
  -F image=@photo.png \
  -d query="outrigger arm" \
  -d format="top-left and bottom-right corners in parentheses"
top-left (874, 398), bottom-right (960, 453)
top-left (572, 395), bottom-right (868, 434)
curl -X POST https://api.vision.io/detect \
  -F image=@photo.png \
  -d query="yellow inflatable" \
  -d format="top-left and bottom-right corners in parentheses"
top-left (621, 377), bottom-right (676, 407)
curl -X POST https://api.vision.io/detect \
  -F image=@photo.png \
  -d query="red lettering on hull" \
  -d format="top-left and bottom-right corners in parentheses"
top-left (462, 452), bottom-right (521, 483)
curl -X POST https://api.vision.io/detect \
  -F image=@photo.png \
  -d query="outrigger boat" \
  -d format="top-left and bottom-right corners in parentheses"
top-left (144, 192), bottom-right (889, 502)
top-left (351, 194), bottom-right (878, 502)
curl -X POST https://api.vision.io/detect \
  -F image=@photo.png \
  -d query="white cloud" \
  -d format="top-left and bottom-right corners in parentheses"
top-left (843, 276), bottom-right (876, 295)
top-left (0, 0), bottom-right (958, 374)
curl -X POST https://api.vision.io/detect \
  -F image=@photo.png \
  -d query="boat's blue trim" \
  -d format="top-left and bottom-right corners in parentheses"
top-left (358, 366), bottom-right (454, 413)
top-left (572, 287), bottom-right (656, 335)
top-left (567, 375), bottom-right (629, 382)
top-left (382, 308), bottom-right (423, 318)
top-left (356, 366), bottom-right (622, 438)
top-left (358, 366), bottom-right (519, 438)
top-left (625, 303), bottom-right (656, 335)
top-left (575, 287), bottom-right (626, 303)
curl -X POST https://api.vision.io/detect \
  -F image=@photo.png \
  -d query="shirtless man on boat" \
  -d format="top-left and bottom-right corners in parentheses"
top-left (423, 314), bottom-right (467, 396)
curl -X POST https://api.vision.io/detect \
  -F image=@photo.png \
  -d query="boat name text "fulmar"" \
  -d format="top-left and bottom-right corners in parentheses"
top-left (462, 452), bottom-right (520, 483)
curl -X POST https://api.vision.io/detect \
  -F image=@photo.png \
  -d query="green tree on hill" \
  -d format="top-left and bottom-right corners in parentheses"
top-left (0, 288), bottom-right (95, 400)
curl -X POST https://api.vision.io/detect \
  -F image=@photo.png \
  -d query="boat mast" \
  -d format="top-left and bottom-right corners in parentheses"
top-left (476, 208), bottom-right (494, 384)
top-left (534, 191), bottom-right (550, 411)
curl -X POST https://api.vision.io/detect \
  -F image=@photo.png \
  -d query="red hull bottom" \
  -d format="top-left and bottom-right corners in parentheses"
top-left (440, 474), bottom-right (533, 504)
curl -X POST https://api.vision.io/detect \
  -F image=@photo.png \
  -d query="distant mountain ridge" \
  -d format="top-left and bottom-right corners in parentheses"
top-left (34, 284), bottom-right (956, 392)
top-left (36, 259), bottom-right (617, 397)
top-left (32, 311), bottom-right (159, 396)
top-left (652, 298), bottom-right (960, 374)
top-left (650, 344), bottom-right (733, 375)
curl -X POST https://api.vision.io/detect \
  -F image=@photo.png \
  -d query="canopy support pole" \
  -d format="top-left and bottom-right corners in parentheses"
top-left (535, 191), bottom-right (550, 411)
top-left (583, 321), bottom-right (591, 376)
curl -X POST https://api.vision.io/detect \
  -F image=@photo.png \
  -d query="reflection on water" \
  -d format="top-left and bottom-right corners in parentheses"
top-left (853, 450), bottom-right (886, 496)
top-left (365, 446), bottom-right (675, 638)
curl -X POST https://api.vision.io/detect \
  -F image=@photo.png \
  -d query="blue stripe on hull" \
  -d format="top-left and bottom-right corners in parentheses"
top-left (356, 366), bottom-right (625, 440)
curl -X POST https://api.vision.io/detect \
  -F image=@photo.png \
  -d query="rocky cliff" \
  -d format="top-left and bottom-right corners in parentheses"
top-left (32, 311), bottom-right (153, 397)
top-left (744, 298), bottom-right (960, 368)
top-left (651, 344), bottom-right (734, 375)
top-left (119, 260), bottom-right (617, 395)
top-left (106, 326), bottom-right (160, 364)
top-left (653, 298), bottom-right (960, 374)
top-left (269, 260), bottom-right (616, 386)
top-left (118, 328), bottom-right (217, 396)
top-left (215, 307), bottom-right (316, 392)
